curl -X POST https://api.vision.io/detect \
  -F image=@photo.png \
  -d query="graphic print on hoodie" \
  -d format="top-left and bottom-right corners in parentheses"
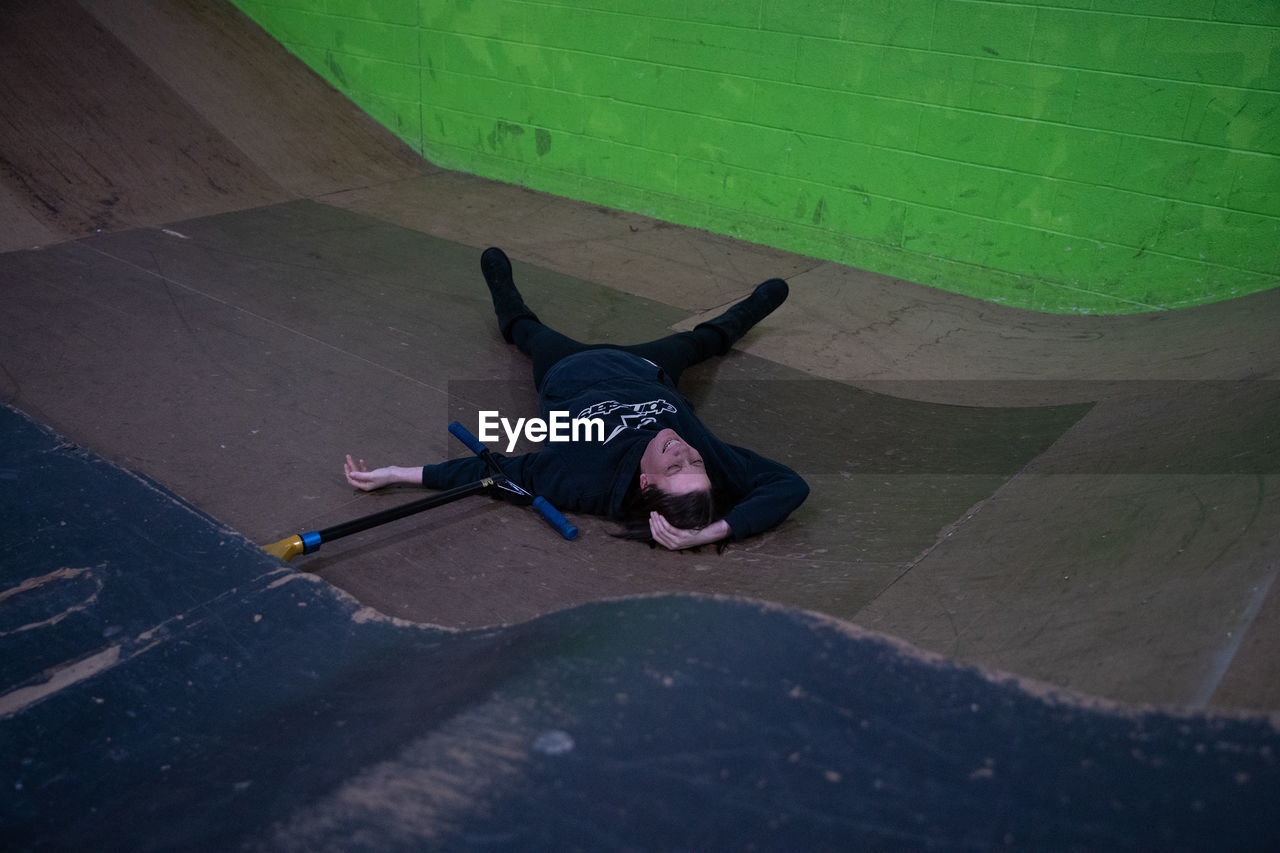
top-left (575, 398), bottom-right (678, 444)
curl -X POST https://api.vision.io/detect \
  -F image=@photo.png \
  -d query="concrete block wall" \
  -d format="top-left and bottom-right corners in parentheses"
top-left (231, 0), bottom-right (1279, 314)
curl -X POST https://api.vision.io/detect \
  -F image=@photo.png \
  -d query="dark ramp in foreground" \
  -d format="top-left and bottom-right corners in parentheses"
top-left (2, 403), bottom-right (1277, 852)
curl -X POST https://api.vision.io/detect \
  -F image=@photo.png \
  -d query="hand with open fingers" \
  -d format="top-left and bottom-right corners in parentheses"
top-left (648, 512), bottom-right (729, 551)
top-left (344, 455), bottom-right (402, 491)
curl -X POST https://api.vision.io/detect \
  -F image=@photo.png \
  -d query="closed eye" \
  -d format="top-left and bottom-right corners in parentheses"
top-left (666, 458), bottom-right (704, 475)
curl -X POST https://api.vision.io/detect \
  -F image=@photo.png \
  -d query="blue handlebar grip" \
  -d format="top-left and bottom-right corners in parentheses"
top-left (451, 419), bottom-right (577, 541)
top-left (533, 496), bottom-right (579, 540)
top-left (449, 420), bottom-right (488, 455)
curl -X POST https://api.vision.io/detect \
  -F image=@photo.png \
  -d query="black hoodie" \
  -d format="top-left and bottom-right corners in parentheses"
top-left (423, 349), bottom-right (808, 541)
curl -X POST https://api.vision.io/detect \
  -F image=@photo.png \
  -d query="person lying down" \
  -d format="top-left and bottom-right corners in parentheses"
top-left (344, 247), bottom-right (808, 551)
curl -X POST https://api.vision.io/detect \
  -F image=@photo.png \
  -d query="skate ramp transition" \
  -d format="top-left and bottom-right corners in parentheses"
top-left (3, 404), bottom-right (1278, 850)
top-left (4, 1), bottom-right (1280, 847)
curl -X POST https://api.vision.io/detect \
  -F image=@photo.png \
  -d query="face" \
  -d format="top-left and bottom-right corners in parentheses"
top-left (639, 429), bottom-right (711, 495)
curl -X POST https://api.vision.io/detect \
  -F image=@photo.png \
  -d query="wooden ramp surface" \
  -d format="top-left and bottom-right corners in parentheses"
top-left (2, 404), bottom-right (1277, 850)
top-left (1, 0), bottom-right (1278, 724)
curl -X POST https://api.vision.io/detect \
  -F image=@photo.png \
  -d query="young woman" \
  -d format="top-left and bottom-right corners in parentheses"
top-left (344, 248), bottom-right (808, 550)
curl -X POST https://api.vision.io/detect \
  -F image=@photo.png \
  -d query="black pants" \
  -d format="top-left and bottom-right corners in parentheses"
top-left (509, 317), bottom-right (724, 392)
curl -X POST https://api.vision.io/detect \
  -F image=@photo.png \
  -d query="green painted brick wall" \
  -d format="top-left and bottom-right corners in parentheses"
top-left (230, 0), bottom-right (1279, 314)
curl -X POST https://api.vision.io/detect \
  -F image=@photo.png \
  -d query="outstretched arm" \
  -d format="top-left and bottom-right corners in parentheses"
top-left (344, 455), bottom-right (423, 491)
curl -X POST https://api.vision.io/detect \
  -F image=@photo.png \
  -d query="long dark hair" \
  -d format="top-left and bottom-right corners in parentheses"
top-left (614, 482), bottom-right (729, 552)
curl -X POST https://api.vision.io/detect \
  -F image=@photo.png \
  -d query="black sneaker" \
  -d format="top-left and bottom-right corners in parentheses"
top-left (480, 247), bottom-right (538, 343)
top-left (695, 278), bottom-right (789, 354)
top-left (748, 278), bottom-right (789, 316)
top-left (481, 246), bottom-right (514, 289)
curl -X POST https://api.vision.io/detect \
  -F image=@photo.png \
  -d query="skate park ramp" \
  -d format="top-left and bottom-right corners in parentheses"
top-left (2, 1), bottom-right (1279, 848)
